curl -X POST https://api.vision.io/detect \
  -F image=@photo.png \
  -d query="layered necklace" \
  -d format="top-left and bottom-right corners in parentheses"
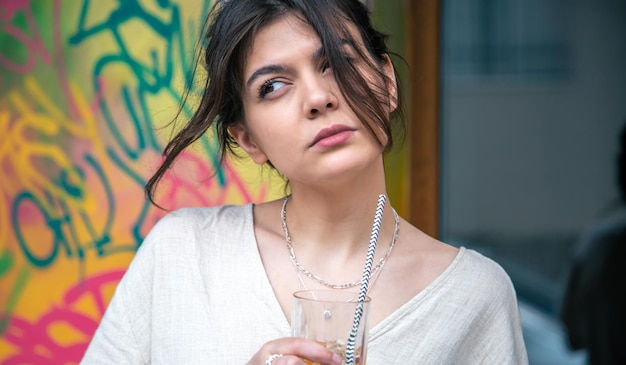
top-left (281, 195), bottom-right (400, 290)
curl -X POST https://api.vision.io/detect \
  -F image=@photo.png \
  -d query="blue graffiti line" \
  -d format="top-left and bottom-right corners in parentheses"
top-left (10, 153), bottom-right (138, 269)
top-left (165, 85), bottom-right (226, 186)
top-left (12, 190), bottom-right (71, 268)
top-left (68, 0), bottom-right (212, 162)
top-left (104, 147), bottom-right (151, 248)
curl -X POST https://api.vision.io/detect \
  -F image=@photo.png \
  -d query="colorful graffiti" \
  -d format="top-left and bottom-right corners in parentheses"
top-left (0, 0), bottom-right (279, 363)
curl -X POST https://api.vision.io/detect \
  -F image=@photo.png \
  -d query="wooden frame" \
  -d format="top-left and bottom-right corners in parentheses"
top-left (405, 0), bottom-right (441, 238)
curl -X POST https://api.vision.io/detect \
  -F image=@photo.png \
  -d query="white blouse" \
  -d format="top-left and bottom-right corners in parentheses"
top-left (81, 204), bottom-right (528, 364)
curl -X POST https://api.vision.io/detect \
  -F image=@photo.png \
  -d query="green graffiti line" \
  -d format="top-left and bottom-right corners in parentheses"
top-left (67, 0), bottom-right (211, 156)
top-left (12, 190), bottom-right (72, 268)
top-left (0, 265), bottom-right (30, 336)
top-left (166, 84), bottom-right (226, 187)
top-left (11, 153), bottom-right (137, 270)
top-left (0, 250), bottom-right (13, 277)
top-left (66, 0), bottom-right (226, 187)
top-left (104, 149), bottom-right (152, 250)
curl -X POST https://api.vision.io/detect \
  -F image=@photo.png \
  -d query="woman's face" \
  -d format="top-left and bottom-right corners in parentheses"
top-left (230, 13), bottom-right (395, 186)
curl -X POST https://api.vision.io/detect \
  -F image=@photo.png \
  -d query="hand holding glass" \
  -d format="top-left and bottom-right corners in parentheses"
top-left (292, 290), bottom-right (371, 365)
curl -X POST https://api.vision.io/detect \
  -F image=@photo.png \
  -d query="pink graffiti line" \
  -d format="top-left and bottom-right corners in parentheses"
top-left (160, 151), bottom-right (219, 208)
top-left (0, 0), bottom-right (52, 74)
top-left (0, 270), bottom-right (125, 364)
top-left (158, 151), bottom-right (270, 210)
top-left (63, 271), bottom-right (126, 315)
top-left (223, 159), bottom-right (269, 204)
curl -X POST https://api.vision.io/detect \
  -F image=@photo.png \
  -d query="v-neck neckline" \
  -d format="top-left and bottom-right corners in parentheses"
top-left (243, 203), bottom-right (468, 339)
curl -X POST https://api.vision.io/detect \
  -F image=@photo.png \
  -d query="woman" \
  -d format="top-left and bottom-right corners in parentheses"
top-left (81, 0), bottom-right (528, 364)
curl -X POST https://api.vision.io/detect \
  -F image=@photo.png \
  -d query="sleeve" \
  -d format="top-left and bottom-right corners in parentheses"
top-left (80, 275), bottom-right (147, 364)
top-left (488, 274), bottom-right (528, 365)
top-left (463, 258), bottom-right (529, 365)
top-left (80, 213), bottom-right (169, 364)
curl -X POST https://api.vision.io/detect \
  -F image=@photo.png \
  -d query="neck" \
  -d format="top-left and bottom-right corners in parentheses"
top-left (281, 192), bottom-right (400, 291)
top-left (280, 158), bottom-right (397, 262)
top-left (286, 157), bottom-right (389, 235)
top-left (282, 191), bottom-right (395, 255)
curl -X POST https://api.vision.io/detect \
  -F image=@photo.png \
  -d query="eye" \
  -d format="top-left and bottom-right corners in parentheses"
top-left (258, 79), bottom-right (287, 99)
top-left (321, 59), bottom-right (331, 72)
top-left (341, 43), bottom-right (358, 63)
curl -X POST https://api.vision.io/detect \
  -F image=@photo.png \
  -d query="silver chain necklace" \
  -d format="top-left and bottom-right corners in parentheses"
top-left (281, 195), bottom-right (400, 289)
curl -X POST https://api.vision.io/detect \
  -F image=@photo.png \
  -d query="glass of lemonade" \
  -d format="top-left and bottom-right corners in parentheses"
top-left (292, 290), bottom-right (371, 365)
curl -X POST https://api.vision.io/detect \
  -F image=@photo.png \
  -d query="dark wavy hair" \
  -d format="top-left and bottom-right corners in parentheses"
top-left (145, 0), bottom-right (405, 206)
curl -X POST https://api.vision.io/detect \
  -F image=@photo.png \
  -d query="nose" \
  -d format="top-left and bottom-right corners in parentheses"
top-left (303, 74), bottom-right (338, 119)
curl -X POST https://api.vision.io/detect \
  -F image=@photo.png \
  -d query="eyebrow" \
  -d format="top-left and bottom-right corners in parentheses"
top-left (246, 65), bottom-right (289, 88)
top-left (245, 46), bottom-right (326, 89)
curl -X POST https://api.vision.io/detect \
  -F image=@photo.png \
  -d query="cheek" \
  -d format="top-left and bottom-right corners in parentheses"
top-left (247, 103), bottom-right (296, 141)
top-left (245, 117), bottom-right (281, 154)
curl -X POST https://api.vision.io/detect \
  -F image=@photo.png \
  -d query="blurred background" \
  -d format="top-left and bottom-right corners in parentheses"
top-left (440, 0), bottom-right (625, 363)
top-left (0, 0), bottom-right (624, 364)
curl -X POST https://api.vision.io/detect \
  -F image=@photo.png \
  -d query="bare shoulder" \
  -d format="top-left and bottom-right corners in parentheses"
top-left (396, 218), bottom-right (459, 272)
top-left (367, 219), bottom-right (460, 326)
top-left (251, 199), bottom-right (284, 236)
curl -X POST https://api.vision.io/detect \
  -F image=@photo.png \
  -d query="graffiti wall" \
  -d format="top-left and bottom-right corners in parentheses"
top-left (0, 0), bottom-right (405, 363)
top-left (0, 0), bottom-right (283, 363)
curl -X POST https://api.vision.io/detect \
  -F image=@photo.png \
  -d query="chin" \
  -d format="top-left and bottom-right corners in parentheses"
top-left (319, 154), bottom-right (382, 179)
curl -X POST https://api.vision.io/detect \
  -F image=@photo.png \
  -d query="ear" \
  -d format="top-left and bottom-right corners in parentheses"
top-left (381, 54), bottom-right (398, 112)
top-left (228, 124), bottom-right (269, 165)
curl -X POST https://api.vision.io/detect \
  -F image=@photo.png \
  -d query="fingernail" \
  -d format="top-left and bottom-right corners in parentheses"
top-left (332, 353), bottom-right (342, 365)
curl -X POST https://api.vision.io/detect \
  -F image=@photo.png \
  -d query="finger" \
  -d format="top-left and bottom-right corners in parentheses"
top-left (276, 338), bottom-right (343, 365)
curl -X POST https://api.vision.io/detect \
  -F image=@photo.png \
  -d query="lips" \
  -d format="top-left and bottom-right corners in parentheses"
top-left (310, 124), bottom-right (356, 147)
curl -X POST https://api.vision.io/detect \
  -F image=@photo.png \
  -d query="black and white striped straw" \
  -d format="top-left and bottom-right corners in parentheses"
top-left (345, 194), bottom-right (386, 365)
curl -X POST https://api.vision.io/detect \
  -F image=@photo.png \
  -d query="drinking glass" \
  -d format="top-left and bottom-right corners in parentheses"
top-left (292, 290), bottom-right (371, 365)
